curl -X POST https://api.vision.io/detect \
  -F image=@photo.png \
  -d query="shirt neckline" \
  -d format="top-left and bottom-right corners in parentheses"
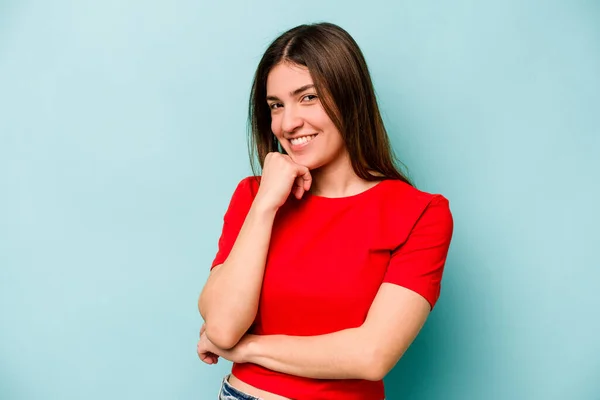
top-left (303, 179), bottom-right (390, 202)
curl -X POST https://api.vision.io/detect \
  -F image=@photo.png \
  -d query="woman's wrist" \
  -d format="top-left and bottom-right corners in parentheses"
top-left (251, 196), bottom-right (280, 216)
top-left (241, 334), bottom-right (263, 364)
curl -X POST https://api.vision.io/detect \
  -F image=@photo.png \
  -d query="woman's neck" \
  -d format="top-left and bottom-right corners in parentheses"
top-left (309, 158), bottom-right (378, 198)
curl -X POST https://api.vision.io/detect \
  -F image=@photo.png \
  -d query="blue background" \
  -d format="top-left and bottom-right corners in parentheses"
top-left (1, 1), bottom-right (598, 399)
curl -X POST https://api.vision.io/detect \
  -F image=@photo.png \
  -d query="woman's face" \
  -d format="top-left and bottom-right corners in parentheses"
top-left (266, 62), bottom-right (347, 170)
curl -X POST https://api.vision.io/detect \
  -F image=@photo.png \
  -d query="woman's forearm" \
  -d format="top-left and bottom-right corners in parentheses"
top-left (245, 327), bottom-right (381, 381)
top-left (199, 200), bottom-right (277, 349)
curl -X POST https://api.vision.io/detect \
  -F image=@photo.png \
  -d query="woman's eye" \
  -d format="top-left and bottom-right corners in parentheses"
top-left (302, 94), bottom-right (318, 102)
top-left (270, 103), bottom-right (283, 110)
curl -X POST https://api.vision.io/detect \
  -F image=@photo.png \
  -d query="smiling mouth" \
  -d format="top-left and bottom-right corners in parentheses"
top-left (289, 134), bottom-right (318, 146)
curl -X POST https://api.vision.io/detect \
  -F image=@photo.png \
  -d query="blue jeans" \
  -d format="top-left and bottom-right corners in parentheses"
top-left (218, 375), bottom-right (261, 400)
top-left (217, 374), bottom-right (386, 399)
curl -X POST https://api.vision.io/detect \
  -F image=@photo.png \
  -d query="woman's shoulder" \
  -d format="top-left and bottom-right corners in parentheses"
top-left (381, 179), bottom-right (445, 201)
top-left (377, 179), bottom-right (451, 220)
top-left (371, 179), bottom-right (452, 243)
top-left (232, 175), bottom-right (261, 197)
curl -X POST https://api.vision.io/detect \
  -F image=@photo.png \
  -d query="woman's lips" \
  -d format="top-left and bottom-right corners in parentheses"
top-left (289, 133), bottom-right (318, 151)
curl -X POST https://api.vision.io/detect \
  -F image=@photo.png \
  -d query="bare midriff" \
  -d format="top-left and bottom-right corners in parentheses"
top-left (228, 374), bottom-right (291, 400)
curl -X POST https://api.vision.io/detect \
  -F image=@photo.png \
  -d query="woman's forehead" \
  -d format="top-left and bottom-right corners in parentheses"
top-left (266, 63), bottom-right (314, 96)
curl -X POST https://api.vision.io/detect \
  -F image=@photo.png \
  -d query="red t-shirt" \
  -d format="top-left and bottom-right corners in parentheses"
top-left (211, 176), bottom-right (454, 399)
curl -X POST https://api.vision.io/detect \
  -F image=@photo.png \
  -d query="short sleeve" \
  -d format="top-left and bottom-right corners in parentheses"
top-left (210, 177), bottom-right (259, 270)
top-left (382, 195), bottom-right (454, 310)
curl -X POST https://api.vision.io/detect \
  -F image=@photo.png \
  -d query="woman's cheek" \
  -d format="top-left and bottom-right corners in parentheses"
top-left (270, 115), bottom-right (280, 135)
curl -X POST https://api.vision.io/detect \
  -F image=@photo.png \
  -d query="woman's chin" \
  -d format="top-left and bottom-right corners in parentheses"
top-left (288, 154), bottom-right (315, 169)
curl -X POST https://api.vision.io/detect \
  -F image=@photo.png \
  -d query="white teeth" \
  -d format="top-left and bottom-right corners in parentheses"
top-left (290, 134), bottom-right (317, 146)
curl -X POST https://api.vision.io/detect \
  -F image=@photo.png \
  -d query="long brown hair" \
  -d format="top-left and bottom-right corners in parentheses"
top-left (248, 22), bottom-right (413, 186)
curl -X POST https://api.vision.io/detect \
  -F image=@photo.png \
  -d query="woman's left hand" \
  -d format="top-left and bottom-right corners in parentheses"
top-left (197, 324), bottom-right (219, 364)
top-left (197, 325), bottom-right (254, 365)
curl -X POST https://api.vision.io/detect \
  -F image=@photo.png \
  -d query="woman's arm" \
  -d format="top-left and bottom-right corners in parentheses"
top-left (198, 200), bottom-right (277, 350)
top-left (201, 283), bottom-right (430, 381)
top-left (199, 154), bottom-right (313, 350)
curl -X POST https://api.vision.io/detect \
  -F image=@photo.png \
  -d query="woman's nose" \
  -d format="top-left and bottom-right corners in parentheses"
top-left (281, 106), bottom-right (303, 134)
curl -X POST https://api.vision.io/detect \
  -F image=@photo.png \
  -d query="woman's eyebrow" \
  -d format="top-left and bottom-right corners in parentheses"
top-left (267, 84), bottom-right (315, 101)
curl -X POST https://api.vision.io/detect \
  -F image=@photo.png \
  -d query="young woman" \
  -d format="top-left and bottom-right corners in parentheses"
top-left (197, 22), bottom-right (454, 400)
